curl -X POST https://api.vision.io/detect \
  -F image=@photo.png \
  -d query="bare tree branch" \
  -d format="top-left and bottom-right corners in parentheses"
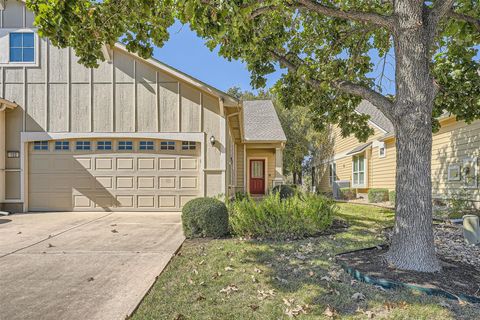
top-left (447, 10), bottom-right (480, 32)
top-left (296, 0), bottom-right (394, 29)
top-left (270, 51), bottom-right (394, 115)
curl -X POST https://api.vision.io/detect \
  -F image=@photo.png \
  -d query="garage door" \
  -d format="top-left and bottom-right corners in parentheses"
top-left (28, 139), bottom-right (202, 211)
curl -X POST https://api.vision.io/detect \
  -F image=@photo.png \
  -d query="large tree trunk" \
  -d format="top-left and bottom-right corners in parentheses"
top-left (386, 2), bottom-right (441, 272)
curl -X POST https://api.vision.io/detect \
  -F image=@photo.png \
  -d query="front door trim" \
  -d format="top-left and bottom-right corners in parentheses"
top-left (247, 157), bottom-right (268, 195)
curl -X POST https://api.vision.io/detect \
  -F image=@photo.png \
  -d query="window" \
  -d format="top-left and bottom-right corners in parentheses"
top-left (97, 141), bottom-right (112, 150)
top-left (10, 33), bottom-right (35, 63)
top-left (55, 141), bottom-right (70, 151)
top-left (329, 163), bottom-right (337, 186)
top-left (139, 141), bottom-right (154, 150)
top-left (118, 141), bottom-right (133, 151)
top-left (352, 155), bottom-right (366, 187)
top-left (160, 141), bottom-right (175, 150)
top-left (76, 141), bottom-right (91, 151)
top-left (379, 146), bottom-right (386, 158)
top-left (182, 141), bottom-right (196, 150)
top-left (33, 141), bottom-right (48, 151)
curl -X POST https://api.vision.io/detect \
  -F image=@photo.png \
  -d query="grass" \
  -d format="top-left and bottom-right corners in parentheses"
top-left (131, 203), bottom-right (480, 320)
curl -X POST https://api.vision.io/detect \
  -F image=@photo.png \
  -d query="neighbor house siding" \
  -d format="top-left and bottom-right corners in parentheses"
top-left (236, 144), bottom-right (245, 191)
top-left (370, 138), bottom-right (396, 190)
top-left (431, 118), bottom-right (480, 202)
top-left (318, 124), bottom-right (385, 192)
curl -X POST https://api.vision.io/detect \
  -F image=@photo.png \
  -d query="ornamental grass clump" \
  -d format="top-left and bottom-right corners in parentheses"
top-left (229, 193), bottom-right (336, 240)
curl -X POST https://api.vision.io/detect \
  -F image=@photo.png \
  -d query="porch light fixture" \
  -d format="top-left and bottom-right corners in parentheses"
top-left (210, 135), bottom-right (216, 146)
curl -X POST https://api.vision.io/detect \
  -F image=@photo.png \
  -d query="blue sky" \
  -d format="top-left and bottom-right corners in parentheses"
top-left (153, 21), bottom-right (396, 94)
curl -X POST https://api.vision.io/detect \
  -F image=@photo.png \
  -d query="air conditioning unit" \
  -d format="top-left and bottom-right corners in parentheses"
top-left (333, 180), bottom-right (350, 199)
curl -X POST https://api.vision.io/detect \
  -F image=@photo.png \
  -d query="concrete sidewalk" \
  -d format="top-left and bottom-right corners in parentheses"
top-left (0, 211), bottom-right (184, 320)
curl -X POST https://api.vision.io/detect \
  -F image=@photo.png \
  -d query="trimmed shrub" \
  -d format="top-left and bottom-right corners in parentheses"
top-left (389, 191), bottom-right (396, 206)
top-left (340, 188), bottom-right (357, 200)
top-left (368, 188), bottom-right (389, 203)
top-left (271, 184), bottom-right (296, 200)
top-left (182, 197), bottom-right (229, 238)
top-left (229, 193), bottom-right (336, 240)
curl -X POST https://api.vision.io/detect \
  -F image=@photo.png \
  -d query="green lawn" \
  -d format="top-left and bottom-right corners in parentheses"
top-left (131, 203), bottom-right (479, 319)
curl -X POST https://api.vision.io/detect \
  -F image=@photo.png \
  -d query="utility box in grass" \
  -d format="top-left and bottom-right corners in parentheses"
top-left (333, 180), bottom-right (350, 200)
top-left (463, 215), bottom-right (480, 245)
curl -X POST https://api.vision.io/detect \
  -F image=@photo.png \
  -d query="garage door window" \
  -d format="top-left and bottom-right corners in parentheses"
top-left (182, 141), bottom-right (196, 150)
top-left (139, 141), bottom-right (154, 150)
top-left (160, 141), bottom-right (175, 150)
top-left (97, 141), bottom-right (112, 150)
top-left (76, 141), bottom-right (91, 151)
top-left (55, 141), bottom-right (70, 151)
top-left (33, 141), bottom-right (48, 151)
top-left (118, 141), bottom-right (133, 150)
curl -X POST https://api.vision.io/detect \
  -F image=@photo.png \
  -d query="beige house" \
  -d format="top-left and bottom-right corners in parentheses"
top-left (316, 100), bottom-right (480, 203)
top-left (0, 0), bottom-right (286, 213)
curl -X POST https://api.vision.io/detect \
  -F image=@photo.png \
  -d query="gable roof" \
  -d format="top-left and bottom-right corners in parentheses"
top-left (355, 100), bottom-right (394, 134)
top-left (243, 100), bottom-right (287, 142)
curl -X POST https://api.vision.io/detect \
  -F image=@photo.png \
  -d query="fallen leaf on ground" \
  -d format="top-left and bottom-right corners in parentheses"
top-left (251, 275), bottom-right (258, 283)
top-left (224, 266), bottom-right (234, 271)
top-left (285, 304), bottom-right (310, 318)
top-left (257, 289), bottom-right (275, 300)
top-left (249, 304), bottom-right (259, 311)
top-left (111, 229), bottom-right (118, 233)
top-left (254, 267), bottom-right (262, 273)
top-left (48, 243), bottom-right (55, 248)
top-left (323, 305), bottom-right (338, 318)
top-left (283, 298), bottom-right (295, 306)
top-left (212, 272), bottom-right (222, 280)
top-left (87, 277), bottom-right (94, 282)
top-left (220, 284), bottom-right (239, 295)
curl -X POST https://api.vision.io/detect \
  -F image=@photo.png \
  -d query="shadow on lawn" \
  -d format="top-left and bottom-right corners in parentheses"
top-left (241, 213), bottom-right (477, 319)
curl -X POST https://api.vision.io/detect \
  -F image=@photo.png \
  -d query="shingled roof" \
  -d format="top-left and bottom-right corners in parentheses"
top-left (243, 100), bottom-right (287, 142)
top-left (355, 100), bottom-right (394, 134)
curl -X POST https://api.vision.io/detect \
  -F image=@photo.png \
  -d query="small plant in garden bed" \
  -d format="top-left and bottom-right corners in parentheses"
top-left (340, 188), bottom-right (356, 200)
top-left (228, 193), bottom-right (336, 240)
top-left (368, 188), bottom-right (389, 203)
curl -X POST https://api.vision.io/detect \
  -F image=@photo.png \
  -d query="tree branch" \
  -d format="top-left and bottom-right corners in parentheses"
top-left (295, 0), bottom-right (394, 29)
top-left (429, 0), bottom-right (456, 25)
top-left (447, 10), bottom-right (480, 32)
top-left (270, 51), bottom-right (394, 114)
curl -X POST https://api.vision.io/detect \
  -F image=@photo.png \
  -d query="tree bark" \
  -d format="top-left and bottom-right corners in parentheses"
top-left (386, 2), bottom-right (441, 272)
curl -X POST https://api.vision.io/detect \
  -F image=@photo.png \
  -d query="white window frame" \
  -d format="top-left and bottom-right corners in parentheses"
top-left (329, 162), bottom-right (336, 186)
top-left (54, 141), bottom-right (70, 151)
top-left (160, 141), bottom-right (175, 151)
top-left (97, 141), bottom-right (112, 150)
top-left (139, 140), bottom-right (154, 150)
top-left (118, 141), bottom-right (133, 151)
top-left (352, 154), bottom-right (367, 188)
top-left (1, 29), bottom-right (40, 67)
top-left (378, 146), bottom-right (386, 158)
top-left (76, 141), bottom-right (91, 151)
top-left (33, 141), bottom-right (48, 151)
top-left (182, 141), bottom-right (196, 150)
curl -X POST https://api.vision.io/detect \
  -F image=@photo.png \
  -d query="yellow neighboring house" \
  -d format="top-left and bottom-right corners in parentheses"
top-left (315, 100), bottom-right (480, 203)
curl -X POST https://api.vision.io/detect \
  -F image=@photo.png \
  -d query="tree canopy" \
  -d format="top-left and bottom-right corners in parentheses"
top-left (28, 0), bottom-right (479, 140)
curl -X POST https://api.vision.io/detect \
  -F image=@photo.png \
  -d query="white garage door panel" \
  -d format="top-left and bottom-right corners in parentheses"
top-left (29, 143), bottom-right (201, 212)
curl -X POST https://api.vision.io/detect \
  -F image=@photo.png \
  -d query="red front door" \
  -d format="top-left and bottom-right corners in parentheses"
top-left (250, 160), bottom-right (265, 194)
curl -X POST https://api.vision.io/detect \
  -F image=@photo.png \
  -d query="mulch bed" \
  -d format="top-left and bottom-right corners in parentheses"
top-left (337, 246), bottom-right (480, 298)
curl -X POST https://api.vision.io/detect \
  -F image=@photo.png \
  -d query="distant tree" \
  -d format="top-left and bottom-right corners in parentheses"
top-left (29, 0), bottom-right (480, 272)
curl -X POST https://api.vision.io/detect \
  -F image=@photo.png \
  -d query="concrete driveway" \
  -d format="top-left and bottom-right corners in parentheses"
top-left (0, 211), bottom-right (184, 320)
